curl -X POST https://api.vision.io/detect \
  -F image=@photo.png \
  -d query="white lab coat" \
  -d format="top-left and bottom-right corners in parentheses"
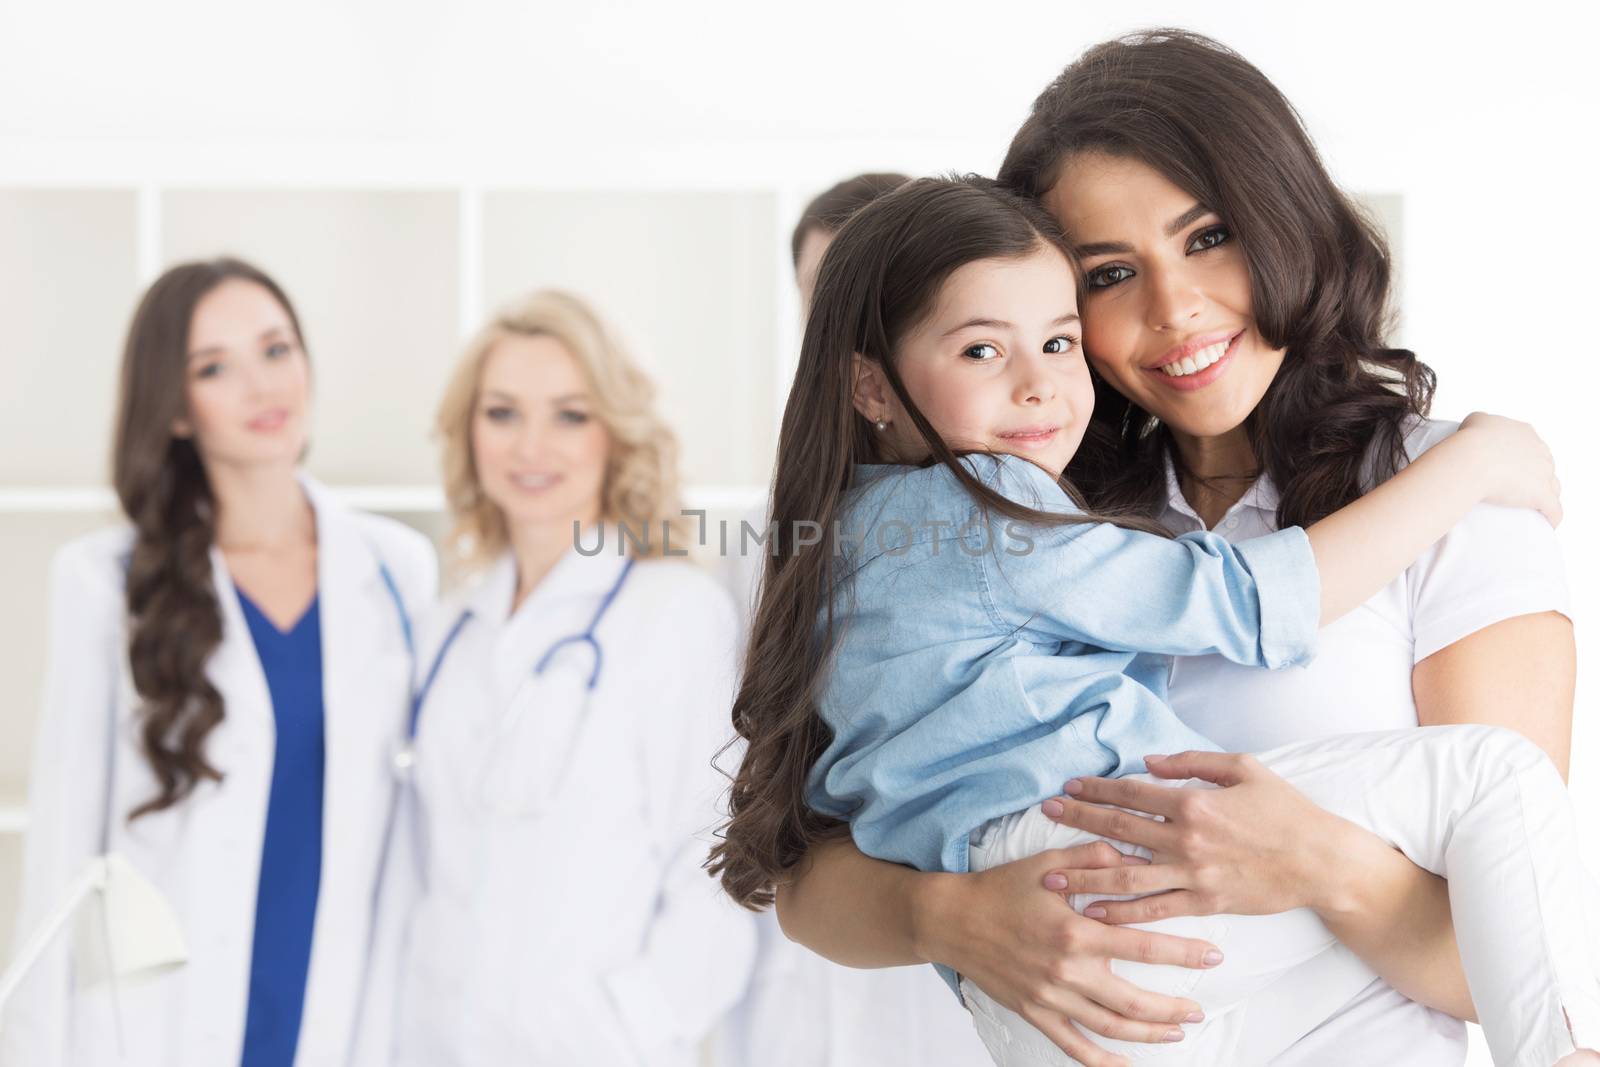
top-left (366, 546), bottom-right (756, 1067)
top-left (0, 476), bottom-right (437, 1067)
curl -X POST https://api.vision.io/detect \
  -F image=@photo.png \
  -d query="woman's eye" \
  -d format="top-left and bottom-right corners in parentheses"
top-left (483, 406), bottom-right (517, 423)
top-left (557, 409), bottom-right (591, 425)
top-left (962, 343), bottom-right (1000, 362)
top-left (265, 341), bottom-right (292, 359)
top-left (1187, 225), bottom-right (1231, 253)
top-left (1043, 335), bottom-right (1078, 354)
top-left (195, 362), bottom-right (224, 380)
top-left (1085, 265), bottom-right (1134, 290)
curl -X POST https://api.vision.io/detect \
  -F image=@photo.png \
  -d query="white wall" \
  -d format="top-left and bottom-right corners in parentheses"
top-left (2, 2), bottom-right (1596, 1063)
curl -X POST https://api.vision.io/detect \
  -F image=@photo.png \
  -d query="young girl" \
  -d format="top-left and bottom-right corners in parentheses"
top-left (709, 177), bottom-right (1599, 1066)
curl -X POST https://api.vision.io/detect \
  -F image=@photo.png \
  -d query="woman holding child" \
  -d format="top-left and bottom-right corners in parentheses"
top-left (728, 29), bottom-right (1584, 1067)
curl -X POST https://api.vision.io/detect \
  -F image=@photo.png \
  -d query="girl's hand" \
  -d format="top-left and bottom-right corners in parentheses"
top-left (1456, 412), bottom-right (1562, 526)
top-left (916, 843), bottom-right (1223, 1067)
top-left (1035, 751), bottom-right (1363, 922)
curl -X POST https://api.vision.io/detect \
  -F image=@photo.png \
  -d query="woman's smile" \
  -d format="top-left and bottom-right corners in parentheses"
top-left (506, 471), bottom-right (563, 493)
top-left (246, 407), bottom-right (291, 433)
top-left (1144, 330), bottom-right (1245, 392)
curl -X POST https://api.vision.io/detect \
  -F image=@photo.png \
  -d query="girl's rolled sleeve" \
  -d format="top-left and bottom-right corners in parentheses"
top-left (1229, 526), bottom-right (1321, 669)
top-left (981, 503), bottom-right (1321, 667)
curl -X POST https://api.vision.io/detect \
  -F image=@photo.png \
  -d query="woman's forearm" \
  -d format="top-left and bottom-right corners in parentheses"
top-left (1304, 818), bottom-right (1476, 1021)
top-left (1305, 433), bottom-right (1488, 626)
top-left (774, 834), bottom-right (957, 967)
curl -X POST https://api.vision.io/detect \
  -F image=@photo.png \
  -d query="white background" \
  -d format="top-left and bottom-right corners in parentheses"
top-left (2, 2), bottom-right (1596, 1063)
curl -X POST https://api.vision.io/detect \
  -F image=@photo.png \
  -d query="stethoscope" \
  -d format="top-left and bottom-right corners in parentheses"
top-left (377, 555), bottom-right (636, 799)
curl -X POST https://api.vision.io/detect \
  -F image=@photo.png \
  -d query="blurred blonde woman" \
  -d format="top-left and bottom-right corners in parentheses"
top-left (356, 290), bottom-right (755, 1066)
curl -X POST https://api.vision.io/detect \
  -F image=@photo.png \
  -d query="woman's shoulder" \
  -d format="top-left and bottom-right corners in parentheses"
top-left (624, 557), bottom-right (736, 622)
top-left (320, 491), bottom-right (440, 610)
top-left (1396, 415), bottom-right (1461, 466)
top-left (42, 528), bottom-right (136, 643)
top-left (301, 475), bottom-right (438, 574)
top-left (1388, 417), bottom-right (1568, 653)
top-left (424, 551), bottom-right (506, 627)
top-left (51, 525), bottom-right (137, 597)
top-left (1356, 415), bottom-right (1459, 486)
top-left (349, 511), bottom-right (438, 578)
top-left (612, 558), bottom-right (740, 676)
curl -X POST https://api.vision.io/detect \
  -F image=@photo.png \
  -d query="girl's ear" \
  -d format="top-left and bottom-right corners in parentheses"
top-left (170, 417), bottom-right (193, 440)
top-left (849, 353), bottom-right (893, 426)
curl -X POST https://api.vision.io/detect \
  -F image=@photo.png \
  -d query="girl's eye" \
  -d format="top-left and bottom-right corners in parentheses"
top-left (1043, 335), bottom-right (1078, 354)
top-left (1187, 225), bottom-right (1231, 253)
top-left (962, 343), bottom-right (1000, 362)
top-left (483, 405), bottom-right (517, 423)
top-left (265, 341), bottom-right (293, 359)
top-left (195, 362), bottom-right (224, 380)
top-left (557, 409), bottom-right (591, 425)
top-left (1085, 265), bottom-right (1134, 290)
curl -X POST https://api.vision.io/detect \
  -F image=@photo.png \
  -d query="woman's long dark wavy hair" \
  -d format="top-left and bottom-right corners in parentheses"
top-left (708, 177), bottom-right (1165, 909)
top-left (114, 257), bottom-right (307, 819)
top-left (1000, 29), bottom-right (1435, 528)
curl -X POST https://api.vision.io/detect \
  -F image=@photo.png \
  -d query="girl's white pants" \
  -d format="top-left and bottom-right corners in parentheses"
top-left (961, 725), bottom-right (1600, 1067)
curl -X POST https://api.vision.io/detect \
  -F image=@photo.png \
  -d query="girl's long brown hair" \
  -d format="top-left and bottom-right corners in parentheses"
top-left (709, 177), bottom-right (1164, 908)
top-left (114, 258), bottom-right (307, 819)
top-left (1000, 29), bottom-right (1434, 527)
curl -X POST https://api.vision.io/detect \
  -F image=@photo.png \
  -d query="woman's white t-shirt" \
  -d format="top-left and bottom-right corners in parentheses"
top-left (1160, 418), bottom-right (1572, 1065)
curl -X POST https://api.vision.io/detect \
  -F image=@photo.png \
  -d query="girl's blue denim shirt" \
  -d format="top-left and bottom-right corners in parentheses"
top-left (805, 453), bottom-right (1320, 879)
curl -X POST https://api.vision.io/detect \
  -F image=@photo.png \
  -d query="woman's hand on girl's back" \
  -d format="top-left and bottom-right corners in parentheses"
top-left (1457, 411), bottom-right (1562, 526)
top-left (915, 842), bottom-right (1221, 1067)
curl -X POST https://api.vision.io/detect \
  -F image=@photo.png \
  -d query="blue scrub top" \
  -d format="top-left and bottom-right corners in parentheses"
top-left (236, 589), bottom-right (326, 1067)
